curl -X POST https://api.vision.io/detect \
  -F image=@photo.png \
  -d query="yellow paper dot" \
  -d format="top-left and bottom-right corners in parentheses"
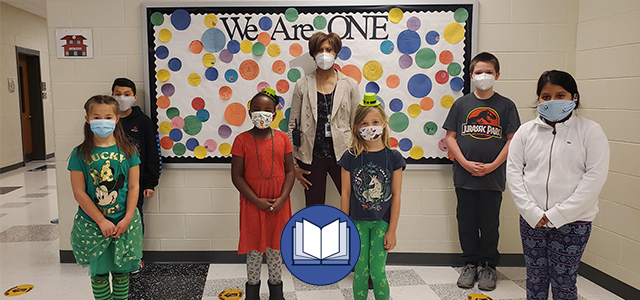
top-left (389, 8), bottom-right (403, 24)
top-left (441, 95), bottom-right (455, 108)
top-left (159, 29), bottom-right (172, 42)
top-left (188, 73), bottom-right (201, 86)
top-left (159, 121), bottom-right (172, 134)
top-left (268, 44), bottom-right (281, 58)
top-left (240, 40), bottom-right (253, 54)
top-left (443, 22), bottom-right (465, 44)
top-left (204, 14), bottom-right (217, 28)
top-left (407, 104), bottom-right (422, 118)
top-left (219, 143), bottom-right (232, 156)
top-left (157, 69), bottom-right (170, 82)
top-left (363, 60), bottom-right (383, 82)
top-left (271, 110), bottom-right (284, 129)
top-left (202, 53), bottom-right (216, 67)
top-left (194, 146), bottom-right (208, 159)
top-left (410, 146), bottom-right (424, 160)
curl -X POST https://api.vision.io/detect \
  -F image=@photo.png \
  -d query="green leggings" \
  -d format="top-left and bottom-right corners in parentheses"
top-left (353, 220), bottom-right (389, 300)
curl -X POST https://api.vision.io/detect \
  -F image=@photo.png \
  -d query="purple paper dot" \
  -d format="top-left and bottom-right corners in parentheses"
top-left (218, 125), bottom-right (232, 139)
top-left (407, 17), bottom-right (421, 31)
top-left (399, 54), bottom-right (413, 69)
top-left (219, 49), bottom-right (233, 63)
top-left (161, 83), bottom-right (175, 97)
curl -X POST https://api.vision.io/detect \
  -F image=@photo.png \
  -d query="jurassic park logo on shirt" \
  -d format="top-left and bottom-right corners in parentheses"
top-left (461, 107), bottom-right (502, 140)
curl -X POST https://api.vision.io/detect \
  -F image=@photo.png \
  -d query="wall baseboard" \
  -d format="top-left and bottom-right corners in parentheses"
top-left (45, 153), bottom-right (55, 160)
top-left (0, 161), bottom-right (25, 174)
top-left (59, 250), bottom-right (639, 298)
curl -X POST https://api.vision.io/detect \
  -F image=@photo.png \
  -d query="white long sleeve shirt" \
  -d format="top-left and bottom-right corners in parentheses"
top-left (506, 114), bottom-right (610, 228)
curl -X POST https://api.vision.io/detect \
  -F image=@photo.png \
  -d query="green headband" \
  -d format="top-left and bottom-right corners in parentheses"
top-left (359, 92), bottom-right (380, 107)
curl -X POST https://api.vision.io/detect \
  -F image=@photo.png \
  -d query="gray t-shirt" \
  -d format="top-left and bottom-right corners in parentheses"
top-left (442, 92), bottom-right (520, 191)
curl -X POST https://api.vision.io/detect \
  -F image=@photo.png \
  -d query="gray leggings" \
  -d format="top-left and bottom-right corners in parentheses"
top-left (246, 248), bottom-right (283, 285)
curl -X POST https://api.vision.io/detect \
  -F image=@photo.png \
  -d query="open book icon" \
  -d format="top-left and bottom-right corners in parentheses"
top-left (292, 219), bottom-right (350, 265)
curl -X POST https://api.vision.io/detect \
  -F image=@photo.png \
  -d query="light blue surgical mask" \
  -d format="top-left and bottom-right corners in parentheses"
top-left (537, 98), bottom-right (577, 122)
top-left (89, 119), bottom-right (116, 138)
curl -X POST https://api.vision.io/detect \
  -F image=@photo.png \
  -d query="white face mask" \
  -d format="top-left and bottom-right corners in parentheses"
top-left (113, 95), bottom-right (136, 111)
top-left (251, 111), bottom-right (274, 129)
top-left (359, 126), bottom-right (384, 141)
top-left (315, 52), bottom-right (335, 71)
top-left (472, 73), bottom-right (496, 91)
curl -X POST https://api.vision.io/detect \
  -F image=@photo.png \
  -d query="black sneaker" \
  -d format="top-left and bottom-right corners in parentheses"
top-left (477, 265), bottom-right (497, 291)
top-left (457, 264), bottom-right (477, 289)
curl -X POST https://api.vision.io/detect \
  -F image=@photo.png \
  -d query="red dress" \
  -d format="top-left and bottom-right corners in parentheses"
top-left (231, 130), bottom-right (292, 254)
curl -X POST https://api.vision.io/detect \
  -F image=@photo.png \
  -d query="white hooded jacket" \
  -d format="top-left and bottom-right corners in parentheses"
top-left (506, 114), bottom-right (610, 228)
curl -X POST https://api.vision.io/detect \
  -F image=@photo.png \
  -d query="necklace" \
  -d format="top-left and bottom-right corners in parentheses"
top-left (318, 70), bottom-right (337, 117)
top-left (253, 128), bottom-right (274, 180)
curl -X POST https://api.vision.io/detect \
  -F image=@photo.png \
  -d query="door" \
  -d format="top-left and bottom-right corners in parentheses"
top-left (18, 54), bottom-right (33, 161)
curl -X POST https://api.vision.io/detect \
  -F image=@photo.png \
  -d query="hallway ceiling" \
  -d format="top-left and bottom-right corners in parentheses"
top-left (2, 0), bottom-right (47, 19)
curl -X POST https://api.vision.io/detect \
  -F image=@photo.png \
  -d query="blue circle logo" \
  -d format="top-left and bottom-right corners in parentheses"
top-left (280, 205), bottom-right (360, 286)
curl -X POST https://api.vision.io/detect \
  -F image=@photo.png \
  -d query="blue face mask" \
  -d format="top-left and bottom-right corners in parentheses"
top-left (89, 119), bottom-right (116, 138)
top-left (537, 100), bottom-right (576, 122)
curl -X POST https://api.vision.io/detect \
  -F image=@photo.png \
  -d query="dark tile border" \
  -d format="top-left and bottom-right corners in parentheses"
top-left (60, 251), bottom-right (639, 298)
top-left (0, 162), bottom-right (25, 174)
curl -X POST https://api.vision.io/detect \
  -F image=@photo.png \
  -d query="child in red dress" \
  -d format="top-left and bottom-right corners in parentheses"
top-left (231, 87), bottom-right (295, 300)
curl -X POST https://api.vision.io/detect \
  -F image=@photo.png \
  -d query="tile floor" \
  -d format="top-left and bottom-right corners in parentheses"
top-left (0, 159), bottom-right (625, 300)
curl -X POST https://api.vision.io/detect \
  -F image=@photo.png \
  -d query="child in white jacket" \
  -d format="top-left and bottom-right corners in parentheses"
top-left (507, 70), bottom-right (609, 300)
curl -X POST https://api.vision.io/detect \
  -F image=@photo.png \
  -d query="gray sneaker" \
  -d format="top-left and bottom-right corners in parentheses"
top-left (477, 265), bottom-right (497, 291)
top-left (456, 264), bottom-right (477, 288)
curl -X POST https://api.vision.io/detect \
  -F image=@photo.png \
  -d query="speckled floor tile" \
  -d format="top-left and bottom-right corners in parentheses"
top-left (0, 202), bottom-right (31, 208)
top-left (129, 263), bottom-right (209, 300)
top-left (387, 269), bottom-right (426, 286)
top-left (293, 276), bottom-right (341, 291)
top-left (21, 193), bottom-right (50, 198)
top-left (202, 277), bottom-right (245, 297)
top-left (340, 287), bottom-right (394, 300)
top-left (0, 186), bottom-right (22, 195)
top-left (39, 185), bottom-right (57, 190)
top-left (0, 224), bottom-right (58, 242)
top-left (429, 283), bottom-right (485, 300)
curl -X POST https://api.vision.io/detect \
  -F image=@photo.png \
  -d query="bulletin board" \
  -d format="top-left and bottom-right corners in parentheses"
top-left (142, 1), bottom-right (477, 164)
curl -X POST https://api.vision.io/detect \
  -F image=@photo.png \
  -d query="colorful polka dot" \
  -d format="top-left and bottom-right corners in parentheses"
top-left (225, 69), bottom-right (238, 83)
top-left (441, 95), bottom-right (455, 109)
top-left (398, 138), bottom-right (412, 151)
top-left (192, 97), bottom-right (205, 110)
top-left (389, 112), bottom-right (409, 132)
top-left (205, 67), bottom-right (219, 81)
top-left (338, 46), bottom-right (352, 60)
top-left (389, 98), bottom-right (403, 112)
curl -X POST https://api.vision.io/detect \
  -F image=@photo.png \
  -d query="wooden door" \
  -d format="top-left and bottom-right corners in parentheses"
top-left (18, 54), bottom-right (33, 159)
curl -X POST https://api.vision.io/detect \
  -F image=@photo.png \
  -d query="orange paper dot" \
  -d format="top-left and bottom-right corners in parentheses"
top-left (239, 60), bottom-right (260, 81)
top-left (289, 43), bottom-right (303, 57)
top-left (225, 102), bottom-right (247, 126)
top-left (390, 137), bottom-right (399, 148)
top-left (257, 32), bottom-right (271, 46)
top-left (276, 79), bottom-right (290, 94)
top-left (439, 50), bottom-right (453, 65)
top-left (340, 65), bottom-right (362, 84)
top-left (160, 136), bottom-right (174, 150)
top-left (420, 97), bottom-right (434, 111)
top-left (272, 60), bottom-right (286, 74)
top-left (219, 86), bottom-right (233, 100)
top-left (156, 96), bottom-right (170, 109)
top-left (190, 40), bottom-right (203, 54)
top-left (386, 75), bottom-right (400, 89)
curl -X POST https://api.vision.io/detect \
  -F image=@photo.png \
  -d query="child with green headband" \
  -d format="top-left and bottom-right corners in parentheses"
top-left (338, 93), bottom-right (406, 300)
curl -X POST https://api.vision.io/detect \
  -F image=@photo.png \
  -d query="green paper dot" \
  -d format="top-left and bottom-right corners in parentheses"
top-left (285, 8), bottom-right (299, 22)
top-left (423, 121), bottom-right (438, 135)
top-left (454, 8), bottom-right (469, 23)
top-left (313, 16), bottom-right (327, 30)
top-left (448, 62), bottom-right (462, 76)
top-left (150, 12), bottom-right (164, 26)
top-left (173, 143), bottom-right (186, 156)
top-left (166, 107), bottom-right (180, 119)
top-left (279, 119), bottom-right (289, 132)
top-left (252, 42), bottom-right (265, 56)
top-left (389, 112), bottom-right (409, 133)
top-left (183, 115), bottom-right (202, 135)
top-left (415, 48), bottom-right (436, 69)
top-left (287, 68), bottom-right (301, 82)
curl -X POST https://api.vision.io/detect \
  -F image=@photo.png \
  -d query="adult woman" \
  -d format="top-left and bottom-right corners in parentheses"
top-left (288, 32), bottom-right (361, 207)
top-left (507, 70), bottom-right (609, 300)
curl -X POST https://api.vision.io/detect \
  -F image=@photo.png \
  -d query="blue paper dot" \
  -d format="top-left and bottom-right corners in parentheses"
top-left (227, 40), bottom-right (240, 54)
top-left (399, 138), bottom-right (413, 151)
top-left (377, 95), bottom-right (385, 109)
top-left (380, 40), bottom-right (394, 55)
top-left (407, 74), bottom-right (432, 98)
top-left (450, 77), bottom-right (464, 91)
top-left (196, 109), bottom-right (210, 122)
top-left (389, 98), bottom-right (403, 112)
top-left (426, 31), bottom-right (440, 45)
top-left (171, 9), bottom-right (191, 30)
top-left (277, 96), bottom-right (285, 110)
top-left (225, 69), bottom-right (238, 83)
top-left (205, 67), bottom-right (219, 81)
top-left (366, 82), bottom-right (380, 94)
top-left (397, 30), bottom-right (421, 54)
top-left (338, 46), bottom-right (352, 60)
top-left (201, 28), bottom-right (226, 53)
top-left (169, 129), bottom-right (183, 142)
top-left (285, 108), bottom-right (291, 119)
top-left (185, 138), bottom-right (199, 151)
top-left (259, 17), bottom-right (273, 31)
top-left (155, 46), bottom-right (169, 59)
top-left (168, 58), bottom-right (182, 71)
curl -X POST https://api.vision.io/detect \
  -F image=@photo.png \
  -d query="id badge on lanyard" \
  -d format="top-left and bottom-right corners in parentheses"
top-left (324, 115), bottom-right (332, 137)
